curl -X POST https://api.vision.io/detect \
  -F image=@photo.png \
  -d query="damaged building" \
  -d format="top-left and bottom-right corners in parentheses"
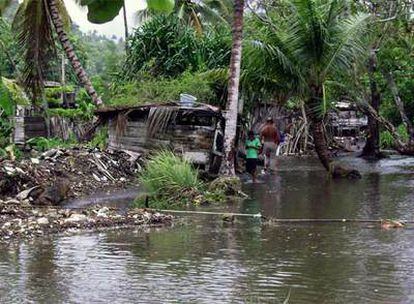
top-left (329, 101), bottom-right (368, 151)
top-left (96, 102), bottom-right (225, 173)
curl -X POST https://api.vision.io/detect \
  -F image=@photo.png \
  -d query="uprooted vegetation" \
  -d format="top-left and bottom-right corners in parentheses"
top-left (135, 151), bottom-right (245, 209)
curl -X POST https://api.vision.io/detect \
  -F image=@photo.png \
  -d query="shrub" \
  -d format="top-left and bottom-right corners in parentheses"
top-left (136, 150), bottom-right (203, 209)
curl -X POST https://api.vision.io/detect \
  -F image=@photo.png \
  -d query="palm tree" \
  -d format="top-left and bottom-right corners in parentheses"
top-left (246, 0), bottom-right (370, 175)
top-left (12, 0), bottom-right (102, 105)
top-left (219, 0), bottom-right (244, 176)
top-left (136, 0), bottom-right (232, 32)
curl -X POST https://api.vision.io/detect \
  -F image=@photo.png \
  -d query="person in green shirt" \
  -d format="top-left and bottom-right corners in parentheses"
top-left (245, 130), bottom-right (261, 182)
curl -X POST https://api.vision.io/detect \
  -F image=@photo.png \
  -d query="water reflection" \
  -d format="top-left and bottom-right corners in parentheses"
top-left (1, 156), bottom-right (414, 303)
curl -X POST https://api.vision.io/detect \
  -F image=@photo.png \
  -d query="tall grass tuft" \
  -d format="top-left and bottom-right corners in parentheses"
top-left (137, 151), bottom-right (203, 208)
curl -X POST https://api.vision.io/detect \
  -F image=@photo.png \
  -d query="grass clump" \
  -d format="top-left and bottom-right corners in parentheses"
top-left (135, 151), bottom-right (245, 209)
top-left (26, 136), bottom-right (77, 151)
top-left (136, 150), bottom-right (203, 209)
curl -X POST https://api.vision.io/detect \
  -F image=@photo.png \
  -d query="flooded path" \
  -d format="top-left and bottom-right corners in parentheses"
top-left (2, 156), bottom-right (414, 303)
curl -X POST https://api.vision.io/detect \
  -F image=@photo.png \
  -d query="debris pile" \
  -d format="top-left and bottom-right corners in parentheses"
top-left (0, 148), bottom-right (142, 202)
top-left (0, 199), bottom-right (173, 240)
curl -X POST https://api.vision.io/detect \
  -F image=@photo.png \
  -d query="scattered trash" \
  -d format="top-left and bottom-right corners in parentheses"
top-left (380, 219), bottom-right (405, 229)
top-left (0, 148), bottom-right (142, 202)
top-left (0, 200), bottom-right (173, 241)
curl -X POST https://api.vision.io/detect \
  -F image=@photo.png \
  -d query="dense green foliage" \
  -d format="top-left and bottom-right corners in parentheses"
top-left (122, 15), bottom-right (231, 79)
top-left (74, 27), bottom-right (124, 85)
top-left (377, 25), bottom-right (414, 126)
top-left (109, 72), bottom-right (216, 106)
top-left (380, 125), bottom-right (409, 149)
top-left (243, 0), bottom-right (370, 115)
top-left (0, 17), bottom-right (17, 78)
top-left (1, 0), bottom-right (414, 157)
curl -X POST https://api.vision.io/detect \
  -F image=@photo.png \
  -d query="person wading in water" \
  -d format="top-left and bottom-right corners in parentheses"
top-left (260, 117), bottom-right (280, 172)
top-left (245, 130), bottom-right (261, 182)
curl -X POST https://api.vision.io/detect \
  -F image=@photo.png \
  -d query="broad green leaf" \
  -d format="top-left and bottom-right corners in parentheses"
top-left (81, 0), bottom-right (175, 24)
top-left (83, 0), bottom-right (124, 24)
top-left (0, 82), bottom-right (13, 116)
top-left (147, 0), bottom-right (174, 13)
top-left (2, 78), bottom-right (29, 108)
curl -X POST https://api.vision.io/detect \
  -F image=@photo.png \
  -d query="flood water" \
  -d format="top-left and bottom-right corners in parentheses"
top-left (2, 156), bottom-right (414, 303)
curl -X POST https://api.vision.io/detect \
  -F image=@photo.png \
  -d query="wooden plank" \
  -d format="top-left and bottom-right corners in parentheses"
top-left (24, 124), bottom-right (46, 132)
top-left (24, 116), bottom-right (45, 123)
top-left (14, 117), bottom-right (25, 144)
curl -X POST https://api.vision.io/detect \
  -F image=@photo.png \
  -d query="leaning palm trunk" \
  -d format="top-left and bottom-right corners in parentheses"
top-left (310, 115), bottom-right (360, 177)
top-left (219, 0), bottom-right (244, 176)
top-left (47, 0), bottom-right (102, 106)
top-left (310, 119), bottom-right (331, 170)
top-left (306, 87), bottom-right (333, 171)
top-left (307, 87), bottom-right (360, 178)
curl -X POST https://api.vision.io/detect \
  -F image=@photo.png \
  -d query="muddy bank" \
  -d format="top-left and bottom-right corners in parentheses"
top-left (0, 198), bottom-right (173, 241)
top-left (0, 147), bottom-right (141, 204)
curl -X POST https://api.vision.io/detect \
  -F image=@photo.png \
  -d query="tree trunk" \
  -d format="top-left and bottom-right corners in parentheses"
top-left (310, 119), bottom-right (332, 170)
top-left (47, 0), bottom-right (102, 106)
top-left (384, 71), bottom-right (414, 143)
top-left (219, 0), bottom-right (244, 176)
top-left (307, 86), bottom-right (360, 178)
top-left (122, 2), bottom-right (129, 51)
top-left (361, 49), bottom-right (381, 158)
top-left (363, 101), bottom-right (414, 155)
top-left (363, 102), bottom-right (406, 148)
top-left (306, 85), bottom-right (333, 171)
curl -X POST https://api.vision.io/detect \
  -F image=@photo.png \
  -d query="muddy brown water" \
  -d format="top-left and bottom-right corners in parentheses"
top-left (1, 156), bottom-right (414, 303)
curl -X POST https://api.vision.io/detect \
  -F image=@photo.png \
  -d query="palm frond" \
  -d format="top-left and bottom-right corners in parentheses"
top-left (197, 0), bottom-right (230, 25)
top-left (12, 0), bottom-right (72, 101)
top-left (13, 0), bottom-right (56, 100)
top-left (246, 0), bottom-right (370, 106)
top-left (0, 79), bottom-right (13, 116)
top-left (135, 8), bottom-right (152, 25)
top-left (322, 12), bottom-right (371, 78)
top-left (288, 0), bottom-right (327, 66)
